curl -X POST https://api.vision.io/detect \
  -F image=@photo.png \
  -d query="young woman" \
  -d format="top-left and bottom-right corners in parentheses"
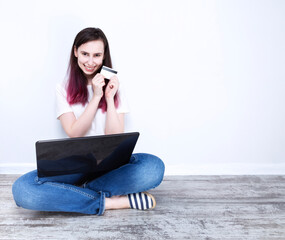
top-left (12, 27), bottom-right (165, 215)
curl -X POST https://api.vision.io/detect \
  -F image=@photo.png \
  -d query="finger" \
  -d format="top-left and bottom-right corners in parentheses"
top-left (110, 75), bottom-right (118, 80)
top-left (108, 81), bottom-right (116, 89)
top-left (111, 79), bottom-right (118, 86)
top-left (93, 77), bottom-right (105, 85)
top-left (96, 78), bottom-right (104, 84)
top-left (95, 73), bottom-right (104, 78)
top-left (98, 81), bottom-right (105, 87)
top-left (109, 78), bottom-right (118, 84)
top-left (93, 74), bottom-right (104, 81)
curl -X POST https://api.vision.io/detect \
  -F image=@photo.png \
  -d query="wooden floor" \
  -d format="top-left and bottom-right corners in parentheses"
top-left (0, 175), bottom-right (285, 240)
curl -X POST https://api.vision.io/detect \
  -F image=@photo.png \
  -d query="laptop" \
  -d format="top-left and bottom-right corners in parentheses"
top-left (35, 132), bottom-right (139, 182)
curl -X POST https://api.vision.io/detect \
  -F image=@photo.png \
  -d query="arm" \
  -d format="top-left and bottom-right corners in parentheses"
top-left (104, 75), bottom-right (125, 134)
top-left (59, 95), bottom-right (101, 138)
top-left (59, 73), bottom-right (105, 138)
top-left (105, 99), bottom-right (125, 134)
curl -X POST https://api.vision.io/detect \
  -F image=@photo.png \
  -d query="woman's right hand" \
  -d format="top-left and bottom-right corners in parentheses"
top-left (91, 73), bottom-right (105, 98)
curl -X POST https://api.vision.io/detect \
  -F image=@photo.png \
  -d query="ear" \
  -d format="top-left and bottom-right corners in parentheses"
top-left (74, 46), bottom-right (78, 58)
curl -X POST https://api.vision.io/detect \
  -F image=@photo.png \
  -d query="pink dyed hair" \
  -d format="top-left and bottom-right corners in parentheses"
top-left (66, 27), bottom-right (119, 112)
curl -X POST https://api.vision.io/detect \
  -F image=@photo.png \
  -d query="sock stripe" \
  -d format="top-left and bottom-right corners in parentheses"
top-left (131, 194), bottom-right (136, 209)
top-left (137, 193), bottom-right (142, 210)
top-left (145, 194), bottom-right (149, 209)
top-left (134, 194), bottom-right (139, 209)
top-left (148, 195), bottom-right (152, 208)
top-left (141, 193), bottom-right (146, 210)
top-left (139, 192), bottom-right (147, 210)
top-left (128, 194), bottom-right (134, 209)
top-left (128, 192), bottom-right (155, 210)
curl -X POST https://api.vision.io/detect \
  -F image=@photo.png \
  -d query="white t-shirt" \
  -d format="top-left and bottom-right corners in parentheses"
top-left (56, 81), bottom-right (130, 136)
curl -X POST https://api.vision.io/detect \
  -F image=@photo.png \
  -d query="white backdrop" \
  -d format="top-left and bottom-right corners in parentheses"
top-left (0, 0), bottom-right (284, 174)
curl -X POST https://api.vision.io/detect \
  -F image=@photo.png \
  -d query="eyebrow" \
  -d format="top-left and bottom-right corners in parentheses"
top-left (81, 51), bottom-right (103, 55)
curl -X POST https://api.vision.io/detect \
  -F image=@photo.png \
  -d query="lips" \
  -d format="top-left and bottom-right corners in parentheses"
top-left (84, 64), bottom-right (96, 72)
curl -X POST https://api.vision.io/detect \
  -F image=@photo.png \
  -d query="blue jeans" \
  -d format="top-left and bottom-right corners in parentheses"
top-left (12, 153), bottom-right (165, 215)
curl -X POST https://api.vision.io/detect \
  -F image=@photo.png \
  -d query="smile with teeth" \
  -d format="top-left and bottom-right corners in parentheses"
top-left (84, 64), bottom-right (96, 72)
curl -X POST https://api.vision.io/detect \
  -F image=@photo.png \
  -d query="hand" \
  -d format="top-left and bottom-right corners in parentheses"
top-left (91, 73), bottom-right (105, 98)
top-left (105, 75), bottom-right (119, 100)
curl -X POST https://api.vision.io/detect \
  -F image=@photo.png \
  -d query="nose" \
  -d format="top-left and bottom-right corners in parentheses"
top-left (88, 57), bottom-right (94, 65)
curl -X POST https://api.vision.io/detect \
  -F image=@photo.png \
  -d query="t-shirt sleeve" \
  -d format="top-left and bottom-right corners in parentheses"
top-left (116, 82), bottom-right (130, 114)
top-left (56, 83), bottom-right (73, 119)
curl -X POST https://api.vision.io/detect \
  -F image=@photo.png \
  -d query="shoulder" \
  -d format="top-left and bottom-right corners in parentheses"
top-left (117, 79), bottom-right (127, 94)
top-left (56, 81), bottom-right (68, 96)
top-left (116, 80), bottom-right (130, 113)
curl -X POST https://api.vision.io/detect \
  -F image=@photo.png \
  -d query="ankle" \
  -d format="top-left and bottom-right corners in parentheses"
top-left (105, 195), bottom-right (130, 210)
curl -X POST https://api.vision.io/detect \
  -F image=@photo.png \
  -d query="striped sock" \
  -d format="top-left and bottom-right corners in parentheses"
top-left (128, 192), bottom-right (156, 210)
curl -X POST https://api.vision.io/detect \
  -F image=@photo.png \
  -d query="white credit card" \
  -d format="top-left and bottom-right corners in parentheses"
top-left (100, 66), bottom-right (118, 79)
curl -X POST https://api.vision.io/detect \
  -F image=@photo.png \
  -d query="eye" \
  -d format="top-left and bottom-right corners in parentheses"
top-left (81, 52), bottom-right (89, 56)
top-left (95, 53), bottom-right (102, 57)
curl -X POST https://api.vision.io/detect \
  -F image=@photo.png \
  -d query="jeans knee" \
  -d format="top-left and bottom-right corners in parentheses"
top-left (133, 153), bottom-right (165, 188)
top-left (148, 154), bottom-right (165, 181)
top-left (12, 177), bottom-right (26, 207)
top-left (12, 171), bottom-right (38, 209)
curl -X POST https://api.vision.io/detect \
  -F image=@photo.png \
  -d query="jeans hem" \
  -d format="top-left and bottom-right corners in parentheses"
top-left (97, 191), bottom-right (105, 216)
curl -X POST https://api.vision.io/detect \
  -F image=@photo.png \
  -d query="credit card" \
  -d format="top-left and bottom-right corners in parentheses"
top-left (100, 66), bottom-right (118, 79)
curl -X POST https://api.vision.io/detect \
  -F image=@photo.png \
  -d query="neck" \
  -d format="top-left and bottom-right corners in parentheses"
top-left (85, 74), bottom-right (95, 85)
top-left (85, 69), bottom-right (100, 85)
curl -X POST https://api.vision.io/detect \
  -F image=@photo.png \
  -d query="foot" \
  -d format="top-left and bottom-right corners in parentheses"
top-left (128, 192), bottom-right (156, 210)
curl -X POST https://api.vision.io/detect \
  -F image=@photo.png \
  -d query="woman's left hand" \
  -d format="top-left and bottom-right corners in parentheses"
top-left (105, 75), bottom-right (119, 100)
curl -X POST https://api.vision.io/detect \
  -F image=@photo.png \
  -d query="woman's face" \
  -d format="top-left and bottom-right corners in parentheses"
top-left (74, 40), bottom-right (105, 78)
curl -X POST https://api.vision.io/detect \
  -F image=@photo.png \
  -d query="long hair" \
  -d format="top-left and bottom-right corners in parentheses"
top-left (66, 27), bottom-right (119, 112)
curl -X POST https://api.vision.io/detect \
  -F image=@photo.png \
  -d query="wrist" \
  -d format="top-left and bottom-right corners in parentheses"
top-left (91, 95), bottom-right (102, 103)
top-left (106, 97), bottom-right (115, 106)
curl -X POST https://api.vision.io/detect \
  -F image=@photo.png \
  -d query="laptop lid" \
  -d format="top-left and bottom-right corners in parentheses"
top-left (36, 132), bottom-right (139, 179)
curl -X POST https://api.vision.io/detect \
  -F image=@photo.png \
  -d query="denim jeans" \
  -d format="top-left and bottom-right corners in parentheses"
top-left (12, 153), bottom-right (165, 215)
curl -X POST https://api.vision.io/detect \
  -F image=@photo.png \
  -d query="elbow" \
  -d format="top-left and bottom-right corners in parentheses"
top-left (63, 124), bottom-right (86, 138)
top-left (67, 132), bottom-right (85, 138)
top-left (105, 127), bottom-right (124, 135)
top-left (65, 130), bottom-right (84, 138)
top-left (105, 131), bottom-right (123, 135)
top-left (68, 133), bottom-right (80, 138)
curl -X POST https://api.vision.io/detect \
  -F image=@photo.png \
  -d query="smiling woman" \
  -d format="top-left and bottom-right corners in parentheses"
top-left (12, 27), bottom-right (165, 216)
top-left (74, 41), bottom-right (104, 76)
top-left (66, 28), bottom-right (119, 114)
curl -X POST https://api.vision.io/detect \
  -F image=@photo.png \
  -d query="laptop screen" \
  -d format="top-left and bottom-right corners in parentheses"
top-left (36, 132), bottom-right (139, 179)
